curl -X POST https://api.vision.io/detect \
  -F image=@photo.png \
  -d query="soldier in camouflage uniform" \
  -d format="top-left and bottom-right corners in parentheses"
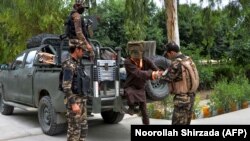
top-left (163, 42), bottom-right (196, 125)
top-left (67, 0), bottom-right (94, 57)
top-left (62, 45), bottom-right (87, 140)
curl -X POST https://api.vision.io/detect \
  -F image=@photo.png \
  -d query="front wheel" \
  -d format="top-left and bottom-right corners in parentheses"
top-left (101, 110), bottom-right (124, 124)
top-left (38, 96), bottom-right (66, 135)
top-left (0, 93), bottom-right (14, 115)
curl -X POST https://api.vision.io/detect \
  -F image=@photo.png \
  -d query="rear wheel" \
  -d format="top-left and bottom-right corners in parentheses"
top-left (101, 110), bottom-right (124, 124)
top-left (0, 93), bottom-right (14, 115)
top-left (145, 55), bottom-right (171, 101)
top-left (38, 96), bottom-right (66, 135)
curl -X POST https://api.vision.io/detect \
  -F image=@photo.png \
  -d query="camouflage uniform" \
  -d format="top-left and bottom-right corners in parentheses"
top-left (67, 1), bottom-right (94, 56)
top-left (164, 54), bottom-right (195, 125)
top-left (62, 57), bottom-right (87, 141)
top-left (68, 11), bottom-right (89, 49)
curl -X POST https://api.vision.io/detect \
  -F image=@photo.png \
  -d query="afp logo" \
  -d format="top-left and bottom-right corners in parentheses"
top-left (222, 129), bottom-right (247, 138)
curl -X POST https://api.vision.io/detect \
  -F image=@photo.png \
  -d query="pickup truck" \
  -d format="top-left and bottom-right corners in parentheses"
top-left (0, 34), bottom-right (169, 135)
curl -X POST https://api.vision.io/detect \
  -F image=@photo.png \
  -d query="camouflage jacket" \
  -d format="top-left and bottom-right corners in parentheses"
top-left (62, 56), bottom-right (80, 104)
top-left (164, 54), bottom-right (186, 82)
top-left (71, 11), bottom-right (88, 45)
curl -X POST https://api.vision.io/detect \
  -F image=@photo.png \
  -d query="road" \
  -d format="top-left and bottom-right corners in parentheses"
top-left (1, 107), bottom-right (250, 141)
top-left (0, 108), bottom-right (146, 141)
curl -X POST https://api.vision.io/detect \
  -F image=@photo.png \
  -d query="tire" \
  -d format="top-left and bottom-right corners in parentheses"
top-left (0, 93), bottom-right (14, 115)
top-left (101, 110), bottom-right (124, 124)
top-left (27, 33), bottom-right (59, 49)
top-left (145, 55), bottom-right (171, 101)
top-left (38, 96), bottom-right (66, 136)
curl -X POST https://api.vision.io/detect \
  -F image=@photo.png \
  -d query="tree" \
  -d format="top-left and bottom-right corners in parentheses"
top-left (0, 0), bottom-right (69, 63)
top-left (164, 0), bottom-right (180, 46)
top-left (124, 0), bottom-right (149, 41)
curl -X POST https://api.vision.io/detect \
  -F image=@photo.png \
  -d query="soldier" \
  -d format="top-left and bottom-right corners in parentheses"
top-left (162, 41), bottom-right (198, 125)
top-left (65, 0), bottom-right (94, 58)
top-left (123, 41), bottom-right (162, 125)
top-left (62, 45), bottom-right (88, 141)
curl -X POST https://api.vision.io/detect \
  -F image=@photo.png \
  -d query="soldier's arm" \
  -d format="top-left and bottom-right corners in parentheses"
top-left (72, 12), bottom-right (93, 54)
top-left (62, 66), bottom-right (75, 104)
top-left (72, 12), bottom-right (88, 46)
top-left (164, 61), bottom-right (182, 82)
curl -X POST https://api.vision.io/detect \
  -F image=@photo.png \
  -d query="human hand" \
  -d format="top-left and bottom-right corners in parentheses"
top-left (71, 103), bottom-right (81, 114)
top-left (152, 70), bottom-right (163, 80)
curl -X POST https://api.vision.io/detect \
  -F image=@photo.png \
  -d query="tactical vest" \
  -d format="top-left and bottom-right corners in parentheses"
top-left (59, 65), bottom-right (90, 96)
top-left (64, 11), bottom-right (89, 40)
top-left (169, 56), bottom-right (199, 94)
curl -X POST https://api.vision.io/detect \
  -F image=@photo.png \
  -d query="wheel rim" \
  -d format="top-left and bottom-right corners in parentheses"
top-left (42, 105), bottom-right (51, 125)
top-left (151, 79), bottom-right (162, 89)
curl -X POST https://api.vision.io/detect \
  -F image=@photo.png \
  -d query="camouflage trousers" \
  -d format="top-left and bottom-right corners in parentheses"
top-left (172, 93), bottom-right (195, 125)
top-left (66, 97), bottom-right (88, 141)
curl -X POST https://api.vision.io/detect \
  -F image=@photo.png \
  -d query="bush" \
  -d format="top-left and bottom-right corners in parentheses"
top-left (210, 75), bottom-right (250, 111)
top-left (197, 66), bottom-right (214, 90)
top-left (213, 65), bottom-right (239, 82)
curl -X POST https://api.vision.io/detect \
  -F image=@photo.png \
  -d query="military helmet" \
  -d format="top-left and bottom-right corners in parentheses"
top-left (127, 41), bottom-right (144, 59)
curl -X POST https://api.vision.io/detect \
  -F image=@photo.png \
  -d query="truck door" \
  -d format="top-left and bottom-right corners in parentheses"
top-left (4, 52), bottom-right (26, 102)
top-left (18, 50), bottom-right (37, 105)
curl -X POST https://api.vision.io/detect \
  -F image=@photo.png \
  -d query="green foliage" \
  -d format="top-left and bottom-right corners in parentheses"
top-left (197, 65), bottom-right (215, 90)
top-left (94, 0), bottom-right (126, 49)
top-left (124, 0), bottom-right (149, 41)
top-left (212, 65), bottom-right (239, 82)
top-left (0, 0), bottom-right (69, 63)
top-left (161, 95), bottom-right (174, 119)
top-left (244, 64), bottom-right (250, 83)
top-left (0, 0), bottom-right (249, 67)
top-left (193, 94), bottom-right (201, 118)
top-left (210, 75), bottom-right (250, 110)
top-left (230, 40), bottom-right (250, 66)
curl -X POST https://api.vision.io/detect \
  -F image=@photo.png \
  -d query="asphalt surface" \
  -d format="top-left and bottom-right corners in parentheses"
top-left (0, 107), bottom-right (250, 141)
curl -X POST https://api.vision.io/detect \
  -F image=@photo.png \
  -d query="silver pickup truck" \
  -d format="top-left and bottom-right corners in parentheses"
top-left (0, 34), bottom-right (169, 135)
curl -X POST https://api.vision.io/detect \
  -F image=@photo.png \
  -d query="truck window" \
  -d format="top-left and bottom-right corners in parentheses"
top-left (12, 53), bottom-right (26, 69)
top-left (25, 50), bottom-right (37, 68)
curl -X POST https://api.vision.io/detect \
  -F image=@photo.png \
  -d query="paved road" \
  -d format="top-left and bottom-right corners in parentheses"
top-left (1, 108), bottom-right (250, 141)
